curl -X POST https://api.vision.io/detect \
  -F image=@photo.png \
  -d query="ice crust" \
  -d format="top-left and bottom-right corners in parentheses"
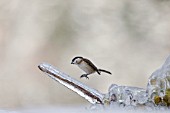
top-left (147, 56), bottom-right (170, 100)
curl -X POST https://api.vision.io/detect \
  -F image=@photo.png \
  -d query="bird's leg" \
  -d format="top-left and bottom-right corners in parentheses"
top-left (80, 74), bottom-right (89, 79)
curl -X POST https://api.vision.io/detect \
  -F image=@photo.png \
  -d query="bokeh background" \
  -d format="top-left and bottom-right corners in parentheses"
top-left (0, 0), bottom-right (170, 109)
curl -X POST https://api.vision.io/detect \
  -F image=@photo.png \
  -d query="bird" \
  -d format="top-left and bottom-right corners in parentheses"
top-left (71, 56), bottom-right (112, 79)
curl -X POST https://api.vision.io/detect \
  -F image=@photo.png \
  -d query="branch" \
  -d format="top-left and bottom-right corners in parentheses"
top-left (38, 63), bottom-right (104, 104)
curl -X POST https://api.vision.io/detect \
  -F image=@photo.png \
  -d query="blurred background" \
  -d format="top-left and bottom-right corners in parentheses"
top-left (0, 0), bottom-right (170, 109)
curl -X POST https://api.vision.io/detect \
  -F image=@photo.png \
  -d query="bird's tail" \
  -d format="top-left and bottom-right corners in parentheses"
top-left (98, 69), bottom-right (112, 75)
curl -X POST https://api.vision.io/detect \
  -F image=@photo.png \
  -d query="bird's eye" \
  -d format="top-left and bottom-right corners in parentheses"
top-left (76, 60), bottom-right (81, 64)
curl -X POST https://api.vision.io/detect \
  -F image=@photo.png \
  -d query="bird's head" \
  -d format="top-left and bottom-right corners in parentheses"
top-left (71, 56), bottom-right (83, 65)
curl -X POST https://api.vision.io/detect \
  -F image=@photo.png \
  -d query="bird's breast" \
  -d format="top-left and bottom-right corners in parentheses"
top-left (78, 61), bottom-right (95, 74)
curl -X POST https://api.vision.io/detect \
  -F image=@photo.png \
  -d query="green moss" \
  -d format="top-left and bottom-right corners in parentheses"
top-left (165, 88), bottom-right (170, 95)
top-left (162, 88), bottom-right (170, 106)
top-left (154, 95), bottom-right (162, 105)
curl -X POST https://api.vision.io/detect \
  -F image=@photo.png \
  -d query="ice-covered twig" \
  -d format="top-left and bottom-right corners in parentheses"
top-left (38, 63), bottom-right (104, 104)
top-left (38, 55), bottom-right (170, 108)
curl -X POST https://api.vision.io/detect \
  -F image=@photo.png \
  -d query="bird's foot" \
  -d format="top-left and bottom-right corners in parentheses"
top-left (80, 74), bottom-right (89, 79)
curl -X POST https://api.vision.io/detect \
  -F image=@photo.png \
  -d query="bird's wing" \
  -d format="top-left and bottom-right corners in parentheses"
top-left (83, 58), bottom-right (98, 71)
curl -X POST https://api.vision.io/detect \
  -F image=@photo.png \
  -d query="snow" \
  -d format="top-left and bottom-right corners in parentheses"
top-left (1, 106), bottom-right (169, 113)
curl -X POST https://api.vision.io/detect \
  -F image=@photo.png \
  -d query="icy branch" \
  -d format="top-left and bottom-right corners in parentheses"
top-left (38, 63), bottom-right (104, 104)
top-left (38, 55), bottom-right (170, 109)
